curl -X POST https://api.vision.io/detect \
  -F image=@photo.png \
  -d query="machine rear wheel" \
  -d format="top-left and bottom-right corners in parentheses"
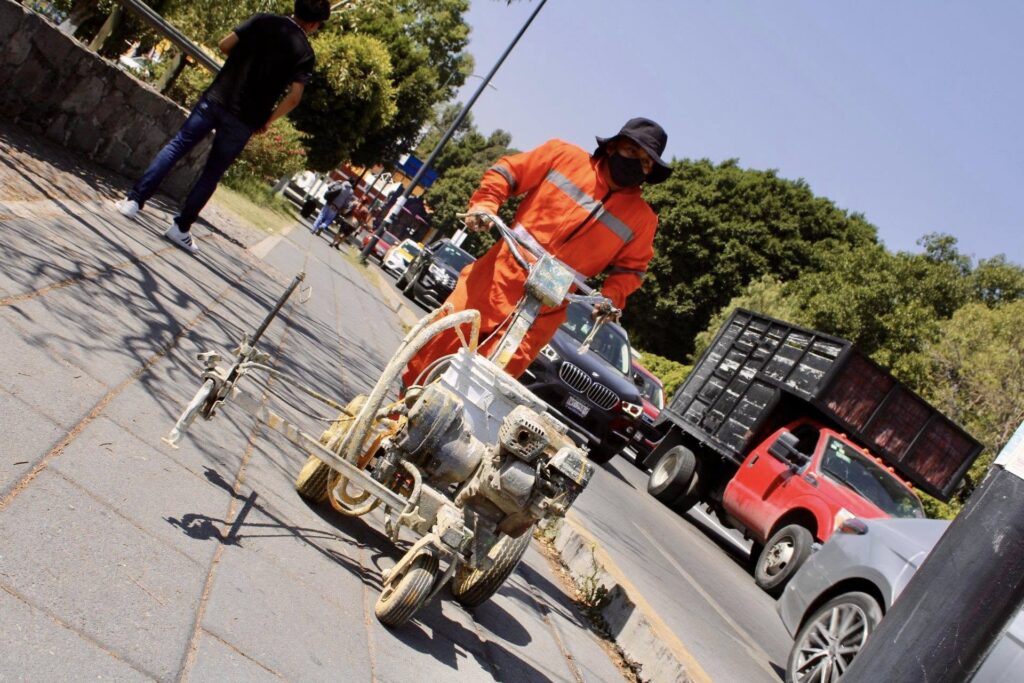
top-left (452, 529), bottom-right (532, 608)
top-left (294, 454), bottom-right (331, 503)
top-left (375, 552), bottom-right (439, 627)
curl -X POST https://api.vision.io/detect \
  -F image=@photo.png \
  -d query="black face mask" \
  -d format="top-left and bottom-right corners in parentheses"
top-left (607, 152), bottom-right (647, 188)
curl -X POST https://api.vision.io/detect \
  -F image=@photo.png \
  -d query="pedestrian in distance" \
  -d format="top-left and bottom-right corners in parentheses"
top-left (311, 178), bottom-right (354, 236)
top-left (115, 0), bottom-right (331, 254)
top-left (402, 117), bottom-right (672, 388)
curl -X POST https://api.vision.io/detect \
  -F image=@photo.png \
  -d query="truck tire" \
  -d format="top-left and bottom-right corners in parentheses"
top-left (755, 524), bottom-right (814, 595)
top-left (669, 471), bottom-right (702, 514)
top-left (375, 552), bottom-right (439, 627)
top-left (451, 528), bottom-right (532, 608)
top-left (647, 446), bottom-right (697, 504)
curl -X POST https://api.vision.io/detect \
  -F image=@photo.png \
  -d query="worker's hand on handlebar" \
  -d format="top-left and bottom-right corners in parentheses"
top-left (591, 300), bottom-right (621, 322)
top-left (462, 206), bottom-right (494, 233)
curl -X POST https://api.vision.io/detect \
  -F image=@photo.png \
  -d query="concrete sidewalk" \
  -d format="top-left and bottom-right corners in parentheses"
top-left (0, 119), bottom-right (625, 682)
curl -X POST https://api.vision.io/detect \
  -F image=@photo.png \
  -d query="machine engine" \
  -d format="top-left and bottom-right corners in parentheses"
top-left (393, 380), bottom-right (593, 549)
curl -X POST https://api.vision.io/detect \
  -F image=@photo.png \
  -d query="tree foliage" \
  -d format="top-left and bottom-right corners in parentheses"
top-left (626, 159), bottom-right (877, 359)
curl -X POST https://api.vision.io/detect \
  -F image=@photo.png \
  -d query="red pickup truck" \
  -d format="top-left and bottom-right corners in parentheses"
top-left (642, 309), bottom-right (981, 594)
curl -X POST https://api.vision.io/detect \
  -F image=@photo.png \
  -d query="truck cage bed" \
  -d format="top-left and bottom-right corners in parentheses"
top-left (662, 309), bottom-right (982, 501)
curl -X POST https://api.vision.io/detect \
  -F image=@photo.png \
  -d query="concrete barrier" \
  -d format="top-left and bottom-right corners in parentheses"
top-left (543, 515), bottom-right (711, 683)
top-left (0, 0), bottom-right (209, 199)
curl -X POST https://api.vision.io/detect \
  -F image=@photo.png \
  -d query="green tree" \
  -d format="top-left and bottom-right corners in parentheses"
top-left (909, 301), bottom-right (1024, 517)
top-left (625, 159), bottom-right (877, 360)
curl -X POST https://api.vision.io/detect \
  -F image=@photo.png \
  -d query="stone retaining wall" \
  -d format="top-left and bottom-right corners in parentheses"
top-left (0, 0), bottom-right (209, 199)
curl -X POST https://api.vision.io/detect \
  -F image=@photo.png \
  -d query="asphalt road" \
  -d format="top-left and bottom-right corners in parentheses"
top-left (373, 256), bottom-right (796, 682)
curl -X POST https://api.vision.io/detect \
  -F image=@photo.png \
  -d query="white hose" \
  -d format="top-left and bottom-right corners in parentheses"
top-left (337, 309), bottom-right (481, 465)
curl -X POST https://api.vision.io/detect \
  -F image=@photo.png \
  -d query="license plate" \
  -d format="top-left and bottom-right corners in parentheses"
top-left (565, 395), bottom-right (590, 418)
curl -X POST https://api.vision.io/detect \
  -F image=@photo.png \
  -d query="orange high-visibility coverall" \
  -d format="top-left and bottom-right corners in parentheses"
top-left (402, 139), bottom-right (658, 386)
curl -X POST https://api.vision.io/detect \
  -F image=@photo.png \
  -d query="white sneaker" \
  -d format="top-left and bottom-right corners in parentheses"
top-left (164, 223), bottom-right (199, 254)
top-left (115, 198), bottom-right (139, 218)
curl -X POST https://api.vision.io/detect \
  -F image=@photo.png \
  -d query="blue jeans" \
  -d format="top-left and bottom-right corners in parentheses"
top-left (129, 96), bottom-right (253, 232)
top-left (311, 205), bottom-right (338, 234)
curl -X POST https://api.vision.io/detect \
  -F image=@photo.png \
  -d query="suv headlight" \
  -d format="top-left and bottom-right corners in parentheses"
top-left (621, 401), bottom-right (643, 419)
top-left (539, 344), bottom-right (559, 362)
top-left (428, 263), bottom-right (447, 279)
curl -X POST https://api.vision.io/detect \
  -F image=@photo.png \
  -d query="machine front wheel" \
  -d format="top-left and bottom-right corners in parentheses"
top-left (451, 528), bottom-right (532, 608)
top-left (375, 552), bottom-right (439, 627)
top-left (294, 454), bottom-right (332, 503)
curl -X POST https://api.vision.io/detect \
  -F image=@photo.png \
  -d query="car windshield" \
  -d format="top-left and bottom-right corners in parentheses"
top-left (382, 233), bottom-right (398, 245)
top-left (403, 242), bottom-right (422, 256)
top-left (820, 437), bottom-right (925, 518)
top-left (434, 244), bottom-right (474, 271)
top-left (636, 374), bottom-right (664, 409)
top-left (560, 303), bottom-right (631, 374)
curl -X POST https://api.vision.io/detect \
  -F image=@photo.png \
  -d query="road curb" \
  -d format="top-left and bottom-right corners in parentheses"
top-left (542, 514), bottom-right (712, 683)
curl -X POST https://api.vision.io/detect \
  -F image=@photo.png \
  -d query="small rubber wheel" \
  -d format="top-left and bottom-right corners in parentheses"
top-left (786, 591), bottom-right (883, 683)
top-left (755, 524), bottom-right (814, 595)
top-left (451, 529), bottom-right (532, 608)
top-left (294, 454), bottom-right (331, 503)
top-left (647, 446), bottom-right (697, 503)
top-left (375, 552), bottom-right (439, 627)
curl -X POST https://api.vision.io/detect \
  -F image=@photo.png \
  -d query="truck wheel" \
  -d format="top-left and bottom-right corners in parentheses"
top-left (375, 552), bottom-right (438, 627)
top-left (755, 524), bottom-right (814, 595)
top-left (787, 591), bottom-right (883, 683)
top-left (669, 471), bottom-right (702, 514)
top-left (451, 528), bottom-right (532, 608)
top-left (294, 454), bottom-right (332, 503)
top-left (647, 446), bottom-right (697, 504)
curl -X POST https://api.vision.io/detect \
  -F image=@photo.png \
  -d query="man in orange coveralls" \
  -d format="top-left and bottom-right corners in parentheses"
top-left (402, 117), bottom-right (672, 388)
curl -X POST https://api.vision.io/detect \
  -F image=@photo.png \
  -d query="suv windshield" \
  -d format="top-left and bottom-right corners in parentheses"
top-left (404, 242), bottom-right (422, 256)
top-left (820, 437), bottom-right (925, 518)
top-left (434, 243), bottom-right (474, 272)
top-left (560, 303), bottom-right (631, 374)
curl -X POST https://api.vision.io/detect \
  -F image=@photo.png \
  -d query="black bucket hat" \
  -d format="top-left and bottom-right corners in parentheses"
top-left (595, 117), bottom-right (672, 184)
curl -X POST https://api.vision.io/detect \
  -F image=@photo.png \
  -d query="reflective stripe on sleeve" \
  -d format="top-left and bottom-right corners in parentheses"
top-left (545, 170), bottom-right (635, 244)
top-left (489, 164), bottom-right (517, 191)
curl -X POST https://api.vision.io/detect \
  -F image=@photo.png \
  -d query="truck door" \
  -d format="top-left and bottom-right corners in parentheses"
top-left (723, 424), bottom-right (821, 541)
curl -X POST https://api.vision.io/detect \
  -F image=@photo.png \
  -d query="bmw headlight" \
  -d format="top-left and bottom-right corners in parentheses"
top-left (539, 344), bottom-right (559, 362)
top-left (428, 263), bottom-right (447, 280)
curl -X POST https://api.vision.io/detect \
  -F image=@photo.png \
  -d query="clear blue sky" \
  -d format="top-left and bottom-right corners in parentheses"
top-left (455, 0), bottom-right (1023, 263)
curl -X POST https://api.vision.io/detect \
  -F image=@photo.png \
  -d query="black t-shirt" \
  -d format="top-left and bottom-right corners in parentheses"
top-left (204, 14), bottom-right (315, 129)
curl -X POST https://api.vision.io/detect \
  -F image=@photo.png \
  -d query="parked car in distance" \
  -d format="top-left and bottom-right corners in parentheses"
top-left (397, 239), bottom-right (475, 309)
top-left (520, 301), bottom-right (644, 464)
top-left (778, 517), bottom-right (1024, 683)
top-left (382, 239), bottom-right (423, 277)
top-left (627, 361), bottom-right (665, 466)
top-left (362, 231), bottom-right (399, 263)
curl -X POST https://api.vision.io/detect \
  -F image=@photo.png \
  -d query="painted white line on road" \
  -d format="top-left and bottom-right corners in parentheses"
top-left (633, 523), bottom-right (780, 680)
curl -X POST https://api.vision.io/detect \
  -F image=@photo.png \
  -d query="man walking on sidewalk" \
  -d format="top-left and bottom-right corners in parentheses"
top-left (115, 0), bottom-right (330, 253)
top-left (311, 178), bottom-right (353, 236)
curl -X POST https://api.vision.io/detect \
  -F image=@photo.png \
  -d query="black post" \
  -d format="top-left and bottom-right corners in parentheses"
top-left (843, 421), bottom-right (1024, 683)
top-left (358, 0), bottom-right (549, 263)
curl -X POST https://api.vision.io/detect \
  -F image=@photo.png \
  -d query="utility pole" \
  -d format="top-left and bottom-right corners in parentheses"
top-left (358, 0), bottom-right (549, 263)
top-left (843, 419), bottom-right (1024, 682)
